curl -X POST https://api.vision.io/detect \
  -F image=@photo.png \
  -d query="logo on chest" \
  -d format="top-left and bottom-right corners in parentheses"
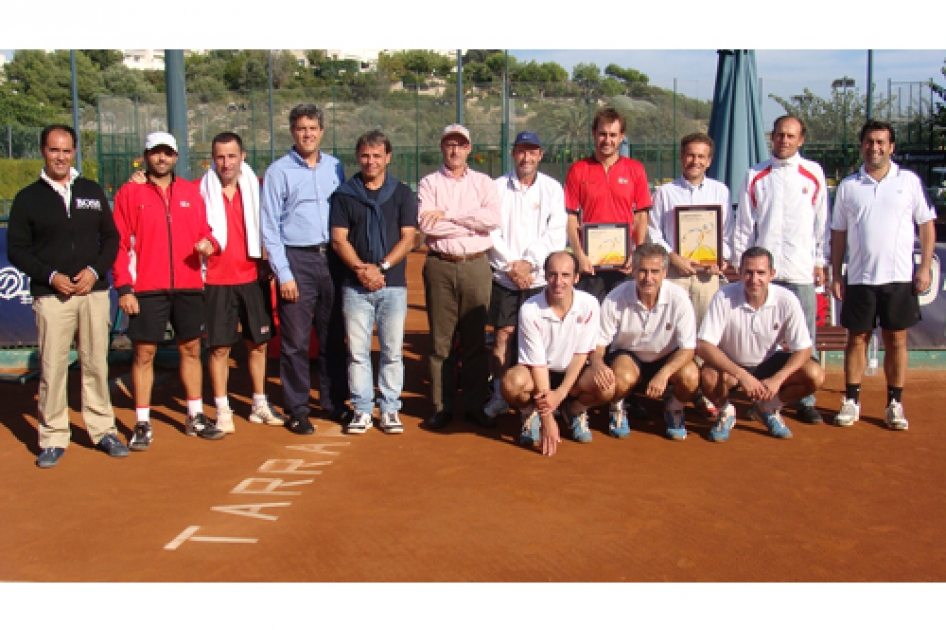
top-left (618, 178), bottom-right (629, 184)
top-left (180, 201), bottom-right (191, 208)
top-left (75, 198), bottom-right (102, 211)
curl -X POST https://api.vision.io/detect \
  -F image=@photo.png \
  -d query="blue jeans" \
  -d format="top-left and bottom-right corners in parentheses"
top-left (774, 281), bottom-right (817, 407)
top-left (342, 283), bottom-right (408, 415)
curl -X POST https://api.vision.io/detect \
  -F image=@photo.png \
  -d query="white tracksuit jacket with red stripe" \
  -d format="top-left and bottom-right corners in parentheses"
top-left (732, 153), bottom-right (830, 284)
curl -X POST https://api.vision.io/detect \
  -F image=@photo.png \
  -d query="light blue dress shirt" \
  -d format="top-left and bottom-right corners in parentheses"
top-left (260, 148), bottom-right (345, 284)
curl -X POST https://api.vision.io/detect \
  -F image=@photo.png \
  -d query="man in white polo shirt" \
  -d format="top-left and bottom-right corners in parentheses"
top-left (501, 251), bottom-right (605, 456)
top-left (589, 243), bottom-right (700, 440)
top-left (697, 247), bottom-right (825, 442)
top-left (733, 115), bottom-right (830, 425)
top-left (484, 131), bottom-right (567, 420)
top-left (830, 120), bottom-right (936, 431)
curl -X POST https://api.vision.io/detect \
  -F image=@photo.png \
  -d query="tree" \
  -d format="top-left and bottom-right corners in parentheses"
top-left (103, 64), bottom-right (156, 96)
top-left (572, 63), bottom-right (601, 89)
top-left (599, 77), bottom-right (625, 97)
top-left (0, 84), bottom-right (54, 127)
top-left (81, 50), bottom-right (124, 72)
top-left (2, 50), bottom-right (104, 110)
top-left (462, 50), bottom-right (501, 65)
top-left (604, 63), bottom-right (649, 87)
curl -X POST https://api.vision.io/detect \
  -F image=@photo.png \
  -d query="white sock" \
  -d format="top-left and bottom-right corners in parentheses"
top-left (135, 407), bottom-right (150, 423)
top-left (214, 396), bottom-right (229, 411)
top-left (253, 393), bottom-right (267, 408)
top-left (187, 398), bottom-right (204, 419)
top-left (665, 396), bottom-right (684, 412)
top-left (761, 395), bottom-right (784, 413)
top-left (610, 399), bottom-right (625, 411)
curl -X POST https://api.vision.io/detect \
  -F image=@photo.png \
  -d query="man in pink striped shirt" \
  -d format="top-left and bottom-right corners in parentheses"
top-left (418, 124), bottom-right (502, 429)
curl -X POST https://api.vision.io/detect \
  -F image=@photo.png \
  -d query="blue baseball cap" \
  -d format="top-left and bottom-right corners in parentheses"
top-left (513, 131), bottom-right (542, 148)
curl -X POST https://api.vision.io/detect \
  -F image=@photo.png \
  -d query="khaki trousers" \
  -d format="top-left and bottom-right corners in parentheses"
top-left (423, 254), bottom-right (492, 414)
top-left (33, 290), bottom-right (116, 448)
top-left (667, 271), bottom-right (720, 328)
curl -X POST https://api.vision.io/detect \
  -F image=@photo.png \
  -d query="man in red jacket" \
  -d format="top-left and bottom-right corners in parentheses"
top-left (112, 131), bottom-right (225, 450)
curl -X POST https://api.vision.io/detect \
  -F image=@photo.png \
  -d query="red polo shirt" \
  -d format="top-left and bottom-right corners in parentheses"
top-left (564, 156), bottom-right (652, 225)
top-left (205, 188), bottom-right (259, 286)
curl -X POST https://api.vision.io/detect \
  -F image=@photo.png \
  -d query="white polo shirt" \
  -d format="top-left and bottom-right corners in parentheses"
top-left (698, 282), bottom-right (811, 368)
top-left (831, 163), bottom-right (936, 285)
top-left (598, 280), bottom-right (697, 363)
top-left (489, 171), bottom-right (567, 290)
top-left (648, 176), bottom-right (733, 262)
top-left (518, 288), bottom-right (599, 372)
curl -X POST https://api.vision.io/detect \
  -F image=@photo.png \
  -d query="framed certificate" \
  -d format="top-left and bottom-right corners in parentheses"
top-left (582, 222), bottom-right (630, 270)
top-left (674, 204), bottom-right (723, 270)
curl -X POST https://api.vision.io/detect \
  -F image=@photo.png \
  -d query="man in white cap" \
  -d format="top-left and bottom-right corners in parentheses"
top-left (112, 131), bottom-right (225, 450)
top-left (484, 130), bottom-right (567, 420)
top-left (418, 123), bottom-right (502, 430)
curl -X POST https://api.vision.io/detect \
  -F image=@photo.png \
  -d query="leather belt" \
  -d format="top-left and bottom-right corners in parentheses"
top-left (288, 243), bottom-right (329, 253)
top-left (428, 250), bottom-right (487, 263)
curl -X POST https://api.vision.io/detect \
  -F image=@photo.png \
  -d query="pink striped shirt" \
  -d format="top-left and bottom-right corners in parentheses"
top-left (417, 165), bottom-right (502, 255)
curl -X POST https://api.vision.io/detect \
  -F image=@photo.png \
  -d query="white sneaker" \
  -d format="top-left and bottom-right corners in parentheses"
top-left (835, 398), bottom-right (860, 427)
top-left (216, 407), bottom-right (236, 434)
top-left (346, 412), bottom-right (373, 434)
top-left (379, 411), bottom-right (404, 434)
top-left (884, 401), bottom-right (909, 431)
top-left (248, 403), bottom-right (287, 426)
top-left (483, 390), bottom-right (510, 418)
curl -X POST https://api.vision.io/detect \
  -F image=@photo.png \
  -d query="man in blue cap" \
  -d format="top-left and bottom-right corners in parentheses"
top-left (484, 131), bottom-right (568, 423)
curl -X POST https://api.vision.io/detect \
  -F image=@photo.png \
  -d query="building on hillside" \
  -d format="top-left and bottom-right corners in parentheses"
top-left (287, 49), bottom-right (463, 73)
top-left (121, 49), bottom-right (208, 71)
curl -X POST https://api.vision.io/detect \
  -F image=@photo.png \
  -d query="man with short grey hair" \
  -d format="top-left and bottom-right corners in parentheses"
top-left (261, 103), bottom-right (349, 436)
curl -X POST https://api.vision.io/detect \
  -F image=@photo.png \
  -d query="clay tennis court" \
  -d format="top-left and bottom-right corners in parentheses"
top-left (1, 248), bottom-right (944, 582)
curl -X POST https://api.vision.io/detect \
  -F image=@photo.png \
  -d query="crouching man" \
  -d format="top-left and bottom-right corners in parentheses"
top-left (697, 247), bottom-right (824, 442)
top-left (588, 243), bottom-right (700, 440)
top-left (501, 251), bottom-right (607, 456)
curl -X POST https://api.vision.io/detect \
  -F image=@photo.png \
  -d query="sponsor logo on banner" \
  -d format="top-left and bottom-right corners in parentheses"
top-left (0, 266), bottom-right (33, 304)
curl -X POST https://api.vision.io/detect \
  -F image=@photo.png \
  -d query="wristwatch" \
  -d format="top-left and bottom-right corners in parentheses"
top-left (378, 260), bottom-right (391, 273)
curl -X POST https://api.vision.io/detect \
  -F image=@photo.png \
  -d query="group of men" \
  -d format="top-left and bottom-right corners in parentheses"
top-left (6, 102), bottom-right (934, 467)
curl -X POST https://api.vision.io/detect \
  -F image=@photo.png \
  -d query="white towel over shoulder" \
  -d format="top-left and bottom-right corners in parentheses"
top-left (200, 161), bottom-right (262, 258)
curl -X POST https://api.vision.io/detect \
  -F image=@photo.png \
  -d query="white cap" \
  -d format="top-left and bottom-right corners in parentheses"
top-left (440, 123), bottom-right (471, 144)
top-left (144, 131), bottom-right (179, 153)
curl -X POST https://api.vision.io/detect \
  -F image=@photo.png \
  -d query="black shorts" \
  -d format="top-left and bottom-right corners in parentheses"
top-left (488, 281), bottom-right (542, 328)
top-left (577, 270), bottom-right (628, 303)
top-left (127, 292), bottom-right (205, 343)
top-left (741, 351), bottom-right (793, 381)
top-left (606, 348), bottom-right (672, 391)
top-left (204, 280), bottom-right (274, 347)
top-left (841, 282), bottom-right (920, 332)
top-left (548, 370), bottom-right (566, 391)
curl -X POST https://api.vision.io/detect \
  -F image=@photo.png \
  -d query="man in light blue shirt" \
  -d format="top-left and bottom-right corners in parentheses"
top-left (261, 103), bottom-right (348, 435)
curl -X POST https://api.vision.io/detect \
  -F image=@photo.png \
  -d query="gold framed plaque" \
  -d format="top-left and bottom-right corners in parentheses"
top-left (582, 222), bottom-right (630, 270)
top-left (674, 204), bottom-right (722, 270)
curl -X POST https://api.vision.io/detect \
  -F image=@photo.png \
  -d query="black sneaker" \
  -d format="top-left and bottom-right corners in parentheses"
top-left (796, 405), bottom-right (824, 424)
top-left (96, 433), bottom-right (129, 458)
top-left (129, 422), bottom-right (153, 451)
top-left (287, 413), bottom-right (315, 435)
top-left (186, 413), bottom-right (226, 440)
top-left (626, 398), bottom-right (650, 420)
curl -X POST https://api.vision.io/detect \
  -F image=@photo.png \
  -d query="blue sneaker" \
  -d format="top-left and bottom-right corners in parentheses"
top-left (36, 447), bottom-right (65, 468)
top-left (708, 404), bottom-right (736, 443)
top-left (664, 407), bottom-right (687, 441)
top-left (519, 410), bottom-right (541, 446)
top-left (749, 404), bottom-right (793, 439)
top-left (568, 410), bottom-right (593, 443)
top-left (608, 406), bottom-right (630, 439)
